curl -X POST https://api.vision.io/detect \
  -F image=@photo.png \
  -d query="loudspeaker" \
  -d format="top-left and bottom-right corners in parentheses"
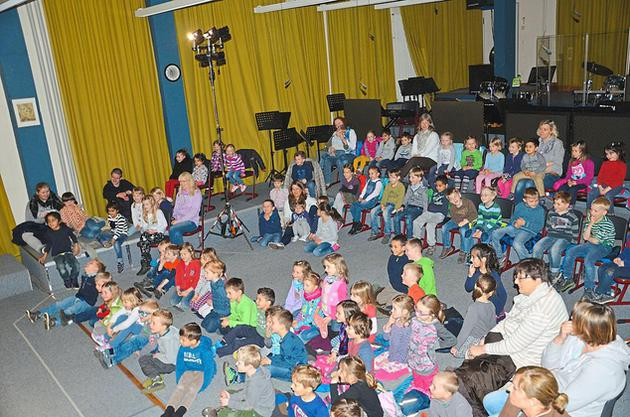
top-left (469, 64), bottom-right (494, 94)
top-left (573, 114), bottom-right (630, 179)
top-left (343, 99), bottom-right (383, 141)
top-left (431, 101), bottom-right (485, 142)
top-left (504, 111), bottom-right (570, 145)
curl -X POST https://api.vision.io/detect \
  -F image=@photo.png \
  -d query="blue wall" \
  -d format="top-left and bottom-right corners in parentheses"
top-left (0, 8), bottom-right (57, 194)
top-left (494, 0), bottom-right (517, 82)
top-left (147, 0), bottom-right (193, 160)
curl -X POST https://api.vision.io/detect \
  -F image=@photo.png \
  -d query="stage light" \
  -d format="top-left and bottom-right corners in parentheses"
top-left (188, 29), bottom-right (205, 46)
top-left (203, 26), bottom-right (231, 44)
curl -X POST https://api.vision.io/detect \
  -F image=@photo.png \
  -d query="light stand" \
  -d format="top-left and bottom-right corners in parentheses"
top-left (188, 27), bottom-right (253, 250)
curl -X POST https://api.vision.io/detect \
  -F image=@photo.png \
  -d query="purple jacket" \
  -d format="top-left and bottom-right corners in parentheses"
top-left (554, 158), bottom-right (595, 190)
top-left (172, 189), bottom-right (202, 225)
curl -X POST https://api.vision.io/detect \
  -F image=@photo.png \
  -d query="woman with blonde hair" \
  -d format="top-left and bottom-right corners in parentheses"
top-left (400, 113), bottom-right (440, 177)
top-left (499, 366), bottom-right (569, 417)
top-left (168, 171), bottom-right (202, 245)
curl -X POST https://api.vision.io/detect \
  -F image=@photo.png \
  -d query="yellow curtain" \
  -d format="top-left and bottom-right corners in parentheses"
top-left (556, 0), bottom-right (630, 90)
top-left (174, 0), bottom-right (330, 174)
top-left (401, 0), bottom-right (483, 93)
top-left (328, 6), bottom-right (397, 104)
top-left (43, 0), bottom-right (171, 216)
top-left (0, 176), bottom-right (18, 258)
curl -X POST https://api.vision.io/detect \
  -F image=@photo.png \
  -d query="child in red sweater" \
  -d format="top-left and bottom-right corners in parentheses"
top-left (587, 141), bottom-right (626, 208)
top-left (170, 243), bottom-right (201, 311)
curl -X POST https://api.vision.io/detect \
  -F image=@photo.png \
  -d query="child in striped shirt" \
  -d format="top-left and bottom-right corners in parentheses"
top-left (97, 201), bottom-right (129, 273)
top-left (556, 197), bottom-right (616, 299)
top-left (468, 186), bottom-right (502, 244)
top-left (224, 143), bottom-right (246, 193)
top-left (532, 191), bottom-right (580, 282)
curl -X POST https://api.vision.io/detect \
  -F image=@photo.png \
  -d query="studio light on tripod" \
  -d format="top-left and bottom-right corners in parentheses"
top-left (187, 29), bottom-right (204, 46)
top-left (204, 26), bottom-right (231, 44)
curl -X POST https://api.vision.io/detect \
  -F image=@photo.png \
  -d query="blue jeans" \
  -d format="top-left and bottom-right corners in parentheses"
top-left (587, 186), bottom-right (623, 208)
top-left (259, 232), bottom-right (281, 247)
top-left (41, 296), bottom-right (92, 324)
top-left (226, 170), bottom-right (244, 186)
top-left (491, 225), bottom-right (534, 259)
top-left (532, 236), bottom-right (570, 272)
top-left (350, 199), bottom-right (378, 223)
top-left (514, 174), bottom-right (559, 201)
top-left (170, 290), bottom-right (194, 308)
top-left (201, 310), bottom-right (228, 333)
top-left (371, 203), bottom-right (395, 235)
top-left (394, 205), bottom-right (423, 236)
top-left (110, 322), bottom-right (143, 350)
top-left (97, 231), bottom-right (128, 261)
top-left (113, 334), bottom-right (149, 365)
top-left (562, 243), bottom-right (611, 289)
top-left (80, 218), bottom-right (105, 240)
top-left (441, 220), bottom-right (474, 253)
top-left (151, 268), bottom-right (175, 292)
top-left (597, 263), bottom-right (630, 295)
top-left (483, 389), bottom-right (508, 417)
top-left (169, 220), bottom-right (197, 245)
top-left (266, 363), bottom-right (293, 381)
top-left (305, 180), bottom-right (316, 198)
top-left (321, 152), bottom-right (356, 185)
top-left (304, 241), bottom-right (334, 257)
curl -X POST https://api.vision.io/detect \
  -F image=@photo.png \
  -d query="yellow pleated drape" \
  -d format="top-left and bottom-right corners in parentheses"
top-left (0, 176), bottom-right (18, 258)
top-left (556, 0), bottom-right (630, 90)
top-left (43, 0), bottom-right (171, 216)
top-left (174, 0), bottom-right (330, 174)
top-left (401, 0), bottom-right (483, 93)
top-left (327, 6), bottom-right (397, 104)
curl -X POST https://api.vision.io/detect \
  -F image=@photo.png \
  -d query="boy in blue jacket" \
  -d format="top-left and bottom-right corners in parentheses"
top-left (252, 200), bottom-right (282, 248)
top-left (491, 187), bottom-right (544, 264)
top-left (263, 308), bottom-right (307, 381)
top-left (162, 323), bottom-right (216, 417)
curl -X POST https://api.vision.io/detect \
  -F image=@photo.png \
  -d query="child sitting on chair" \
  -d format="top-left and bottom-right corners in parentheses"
top-left (224, 143), bottom-right (246, 193)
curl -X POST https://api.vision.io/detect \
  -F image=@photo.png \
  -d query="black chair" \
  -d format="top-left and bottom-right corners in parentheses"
top-left (495, 198), bottom-right (514, 221)
top-left (461, 192), bottom-right (481, 208)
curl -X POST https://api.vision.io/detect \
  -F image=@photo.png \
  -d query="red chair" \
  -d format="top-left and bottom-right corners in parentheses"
top-left (182, 217), bottom-right (205, 250)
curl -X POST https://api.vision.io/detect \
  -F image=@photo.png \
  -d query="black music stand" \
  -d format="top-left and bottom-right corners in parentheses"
top-left (273, 128), bottom-right (300, 175)
top-left (256, 111), bottom-right (291, 185)
top-left (327, 93), bottom-right (346, 114)
top-left (305, 124), bottom-right (335, 160)
top-left (298, 130), bottom-right (313, 158)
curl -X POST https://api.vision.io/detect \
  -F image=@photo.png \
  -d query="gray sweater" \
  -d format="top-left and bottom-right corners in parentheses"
top-left (427, 392), bottom-right (473, 417)
top-left (403, 182), bottom-right (429, 209)
top-left (435, 321), bottom-right (457, 348)
top-left (375, 138), bottom-right (396, 160)
top-left (228, 367), bottom-right (275, 417)
top-left (316, 217), bottom-right (338, 244)
top-left (455, 301), bottom-right (496, 353)
top-left (520, 152), bottom-right (546, 173)
top-left (155, 326), bottom-right (180, 365)
top-left (395, 143), bottom-right (412, 160)
top-left (538, 137), bottom-right (565, 175)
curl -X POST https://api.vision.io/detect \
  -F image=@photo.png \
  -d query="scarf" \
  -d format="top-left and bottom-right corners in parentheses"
top-left (303, 287), bottom-right (322, 302)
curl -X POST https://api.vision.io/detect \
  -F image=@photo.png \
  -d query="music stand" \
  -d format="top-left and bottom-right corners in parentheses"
top-left (273, 128), bottom-right (300, 175)
top-left (327, 93), bottom-right (346, 114)
top-left (256, 111), bottom-right (291, 185)
top-left (305, 124), bottom-right (335, 160)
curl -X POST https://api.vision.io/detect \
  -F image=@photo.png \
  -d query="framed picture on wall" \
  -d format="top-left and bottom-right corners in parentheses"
top-left (12, 97), bottom-right (40, 128)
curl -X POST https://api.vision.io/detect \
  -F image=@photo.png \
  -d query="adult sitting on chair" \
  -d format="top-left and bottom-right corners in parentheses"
top-left (169, 172), bottom-right (202, 245)
top-left (320, 117), bottom-right (357, 187)
top-left (400, 113), bottom-right (440, 178)
top-left (12, 182), bottom-right (63, 247)
top-left (514, 120), bottom-right (564, 201)
top-left (485, 300), bottom-right (630, 417)
top-left (102, 167), bottom-right (135, 222)
top-left (455, 258), bottom-right (568, 417)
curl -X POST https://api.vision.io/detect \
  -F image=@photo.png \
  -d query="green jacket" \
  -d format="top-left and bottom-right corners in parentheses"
top-left (229, 294), bottom-right (258, 328)
top-left (415, 257), bottom-right (437, 296)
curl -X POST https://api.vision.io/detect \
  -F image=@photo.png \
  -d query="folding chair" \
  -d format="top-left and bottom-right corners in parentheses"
top-left (498, 206), bottom-right (548, 273)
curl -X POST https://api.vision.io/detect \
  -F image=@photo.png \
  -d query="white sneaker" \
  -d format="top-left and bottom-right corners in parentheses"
top-left (291, 236), bottom-right (299, 242)
top-left (239, 184), bottom-right (246, 192)
top-left (230, 184), bottom-right (238, 193)
top-left (298, 236), bottom-right (308, 242)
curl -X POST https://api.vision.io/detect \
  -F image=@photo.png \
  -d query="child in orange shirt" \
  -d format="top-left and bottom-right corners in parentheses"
top-left (402, 263), bottom-right (425, 303)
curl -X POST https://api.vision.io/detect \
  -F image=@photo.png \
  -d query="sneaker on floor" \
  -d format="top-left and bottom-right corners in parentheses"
top-left (143, 375), bottom-right (165, 393)
top-left (136, 265), bottom-right (151, 276)
top-left (439, 247), bottom-right (457, 259)
top-left (424, 246), bottom-right (435, 256)
top-left (98, 349), bottom-right (113, 369)
top-left (154, 289), bottom-right (165, 299)
top-left (298, 236), bottom-right (308, 242)
top-left (172, 304), bottom-right (185, 313)
top-left (381, 235), bottom-right (391, 244)
top-left (25, 309), bottom-right (41, 323)
top-left (594, 291), bottom-right (616, 304)
top-left (457, 251), bottom-right (467, 264)
top-left (291, 236), bottom-right (299, 243)
top-left (223, 362), bottom-right (238, 386)
top-left (59, 310), bottom-right (72, 326)
top-left (117, 262), bottom-right (124, 273)
top-left (142, 377), bottom-right (155, 389)
top-left (268, 242), bottom-right (285, 250)
top-left (43, 313), bottom-right (55, 330)
top-left (555, 279), bottom-right (576, 293)
top-left (367, 234), bottom-right (381, 241)
top-left (582, 289), bottom-right (597, 302)
top-left (239, 184), bottom-right (246, 192)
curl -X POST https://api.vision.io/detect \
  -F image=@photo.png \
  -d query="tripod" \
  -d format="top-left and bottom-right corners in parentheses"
top-left (191, 36), bottom-right (252, 250)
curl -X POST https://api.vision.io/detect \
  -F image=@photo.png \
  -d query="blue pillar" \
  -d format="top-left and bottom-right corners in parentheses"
top-left (147, 0), bottom-right (193, 159)
top-left (493, 0), bottom-right (516, 82)
top-left (0, 9), bottom-right (57, 194)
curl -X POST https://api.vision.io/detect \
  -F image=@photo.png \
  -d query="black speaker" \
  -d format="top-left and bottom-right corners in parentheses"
top-left (504, 111), bottom-right (570, 145)
top-left (469, 64), bottom-right (494, 94)
top-left (343, 99), bottom-right (383, 142)
top-left (431, 101), bottom-right (485, 142)
top-left (573, 114), bottom-right (630, 179)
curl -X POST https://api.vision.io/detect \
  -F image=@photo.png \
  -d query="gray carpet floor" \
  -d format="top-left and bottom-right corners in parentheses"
top-left (1, 185), bottom-right (629, 417)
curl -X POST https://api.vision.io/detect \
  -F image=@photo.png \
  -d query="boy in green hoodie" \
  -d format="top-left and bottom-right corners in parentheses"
top-left (220, 278), bottom-right (258, 335)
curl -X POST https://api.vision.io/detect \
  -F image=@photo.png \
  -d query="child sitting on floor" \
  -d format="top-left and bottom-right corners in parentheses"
top-left (465, 243), bottom-right (507, 316)
top-left (405, 238), bottom-right (436, 295)
top-left (330, 357), bottom-right (383, 417)
top-left (99, 287), bottom-right (144, 350)
top-left (288, 202), bottom-right (312, 243)
top-left (284, 260), bottom-right (312, 314)
top-left (151, 244), bottom-right (181, 299)
top-left (261, 308), bottom-right (307, 381)
top-left (252, 199), bottom-right (282, 247)
top-left (293, 272), bottom-right (323, 343)
top-left (284, 365), bottom-right (328, 417)
top-left (402, 263), bottom-right (426, 304)
top-left (189, 249), bottom-right (220, 317)
top-left (350, 280), bottom-right (377, 342)
top-left (315, 253), bottom-right (349, 338)
top-left (305, 203), bottom-right (341, 257)
top-left (407, 295), bottom-right (440, 395)
top-left (163, 323), bottom-right (216, 417)
top-left (346, 312), bottom-right (375, 372)
top-left (427, 371), bottom-right (473, 417)
top-left (200, 260), bottom-right (231, 333)
top-left (374, 294), bottom-right (414, 381)
top-left (139, 309), bottom-right (180, 394)
top-left (219, 277), bottom-right (257, 335)
top-left (171, 243), bottom-right (201, 311)
top-left (90, 281), bottom-right (123, 339)
top-left (27, 260), bottom-right (106, 327)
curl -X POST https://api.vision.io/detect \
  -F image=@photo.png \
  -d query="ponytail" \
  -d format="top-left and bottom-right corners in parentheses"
top-left (514, 366), bottom-right (568, 414)
top-left (552, 393), bottom-right (569, 414)
top-left (338, 356), bottom-right (377, 389)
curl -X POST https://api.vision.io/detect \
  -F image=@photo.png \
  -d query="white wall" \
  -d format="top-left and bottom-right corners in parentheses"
top-left (516, 0), bottom-right (556, 78)
top-left (482, 9), bottom-right (493, 64)
top-left (390, 7), bottom-right (417, 101)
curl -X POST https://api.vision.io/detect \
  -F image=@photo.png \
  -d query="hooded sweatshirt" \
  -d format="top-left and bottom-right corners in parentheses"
top-left (175, 335), bottom-right (216, 392)
top-left (541, 335), bottom-right (630, 417)
top-left (228, 367), bottom-right (275, 417)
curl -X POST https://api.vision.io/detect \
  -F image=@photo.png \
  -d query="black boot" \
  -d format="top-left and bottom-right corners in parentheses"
top-left (173, 406), bottom-right (187, 417)
top-left (348, 222), bottom-right (360, 235)
top-left (160, 406), bottom-right (175, 417)
top-left (136, 264), bottom-right (151, 276)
